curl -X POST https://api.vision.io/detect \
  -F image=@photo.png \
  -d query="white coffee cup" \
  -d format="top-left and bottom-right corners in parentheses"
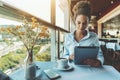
top-left (57, 58), bottom-right (69, 69)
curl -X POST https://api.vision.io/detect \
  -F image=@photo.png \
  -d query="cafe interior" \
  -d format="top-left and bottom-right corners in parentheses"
top-left (0, 0), bottom-right (120, 80)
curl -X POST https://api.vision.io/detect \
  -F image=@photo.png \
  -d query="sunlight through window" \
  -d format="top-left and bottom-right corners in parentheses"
top-left (2, 0), bottom-right (51, 22)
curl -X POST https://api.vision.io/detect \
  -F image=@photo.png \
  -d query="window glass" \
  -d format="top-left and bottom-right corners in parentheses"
top-left (59, 31), bottom-right (65, 58)
top-left (2, 0), bottom-right (51, 22)
top-left (56, 0), bottom-right (69, 31)
top-left (0, 17), bottom-right (51, 74)
top-left (56, 0), bottom-right (64, 28)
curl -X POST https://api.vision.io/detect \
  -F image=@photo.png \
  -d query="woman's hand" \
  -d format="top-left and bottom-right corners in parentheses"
top-left (69, 54), bottom-right (74, 60)
top-left (83, 58), bottom-right (101, 67)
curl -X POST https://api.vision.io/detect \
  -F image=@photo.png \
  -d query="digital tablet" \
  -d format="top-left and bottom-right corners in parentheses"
top-left (74, 46), bottom-right (99, 65)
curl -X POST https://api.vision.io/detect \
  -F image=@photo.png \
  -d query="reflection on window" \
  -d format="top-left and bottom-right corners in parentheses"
top-left (0, 18), bottom-right (51, 74)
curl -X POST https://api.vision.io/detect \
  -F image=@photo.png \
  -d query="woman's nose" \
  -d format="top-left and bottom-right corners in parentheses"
top-left (79, 23), bottom-right (83, 27)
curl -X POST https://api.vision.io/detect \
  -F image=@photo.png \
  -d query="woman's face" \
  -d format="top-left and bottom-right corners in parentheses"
top-left (75, 15), bottom-right (89, 32)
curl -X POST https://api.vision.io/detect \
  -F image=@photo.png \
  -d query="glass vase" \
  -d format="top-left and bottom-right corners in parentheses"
top-left (24, 49), bottom-right (36, 80)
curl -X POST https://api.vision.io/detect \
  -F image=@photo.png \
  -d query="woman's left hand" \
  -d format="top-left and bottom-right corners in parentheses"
top-left (83, 58), bottom-right (101, 67)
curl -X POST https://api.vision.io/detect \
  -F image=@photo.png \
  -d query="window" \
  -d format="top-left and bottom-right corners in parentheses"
top-left (0, 0), bottom-right (69, 75)
top-left (56, 0), bottom-right (69, 30)
top-left (2, 0), bottom-right (51, 22)
top-left (56, 0), bottom-right (64, 28)
top-left (0, 17), bottom-right (51, 74)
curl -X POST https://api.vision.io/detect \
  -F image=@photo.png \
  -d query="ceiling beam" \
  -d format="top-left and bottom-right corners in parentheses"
top-left (98, 4), bottom-right (120, 23)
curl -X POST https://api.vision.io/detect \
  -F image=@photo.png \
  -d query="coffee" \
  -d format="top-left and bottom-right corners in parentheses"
top-left (57, 58), bottom-right (69, 69)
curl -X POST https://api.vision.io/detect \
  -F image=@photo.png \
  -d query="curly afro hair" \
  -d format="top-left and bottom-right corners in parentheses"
top-left (72, 1), bottom-right (91, 21)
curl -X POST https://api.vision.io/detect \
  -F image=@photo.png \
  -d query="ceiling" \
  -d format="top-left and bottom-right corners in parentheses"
top-left (70, 0), bottom-right (120, 20)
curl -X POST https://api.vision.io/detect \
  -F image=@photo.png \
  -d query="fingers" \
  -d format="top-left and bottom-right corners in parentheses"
top-left (69, 54), bottom-right (74, 60)
top-left (83, 59), bottom-right (101, 67)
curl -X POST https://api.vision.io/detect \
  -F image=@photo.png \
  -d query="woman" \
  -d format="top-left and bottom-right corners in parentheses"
top-left (63, 1), bottom-right (104, 67)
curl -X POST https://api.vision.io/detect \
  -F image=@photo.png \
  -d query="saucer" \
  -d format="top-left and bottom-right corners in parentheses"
top-left (55, 66), bottom-right (73, 71)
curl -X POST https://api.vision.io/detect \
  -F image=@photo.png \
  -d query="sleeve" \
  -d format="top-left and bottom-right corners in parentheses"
top-left (97, 48), bottom-right (104, 64)
top-left (95, 36), bottom-right (104, 64)
top-left (63, 34), bottom-right (70, 59)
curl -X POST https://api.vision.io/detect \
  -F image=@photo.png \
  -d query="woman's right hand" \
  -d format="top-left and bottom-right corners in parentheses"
top-left (69, 54), bottom-right (74, 60)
